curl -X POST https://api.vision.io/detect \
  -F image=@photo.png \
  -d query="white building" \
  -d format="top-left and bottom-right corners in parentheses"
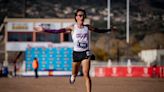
top-left (139, 49), bottom-right (164, 66)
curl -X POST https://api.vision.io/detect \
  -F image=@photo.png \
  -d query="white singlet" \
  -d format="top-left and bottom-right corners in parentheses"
top-left (71, 24), bottom-right (89, 52)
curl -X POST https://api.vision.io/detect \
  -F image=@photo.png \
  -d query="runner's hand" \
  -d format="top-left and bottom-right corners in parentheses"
top-left (34, 26), bottom-right (44, 32)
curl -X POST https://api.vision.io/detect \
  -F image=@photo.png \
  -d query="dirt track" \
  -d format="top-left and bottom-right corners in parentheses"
top-left (0, 77), bottom-right (164, 92)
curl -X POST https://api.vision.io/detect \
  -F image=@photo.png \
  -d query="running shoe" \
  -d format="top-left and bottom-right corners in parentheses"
top-left (69, 75), bottom-right (75, 84)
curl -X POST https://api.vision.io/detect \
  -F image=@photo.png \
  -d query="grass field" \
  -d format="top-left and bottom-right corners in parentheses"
top-left (0, 77), bottom-right (164, 92)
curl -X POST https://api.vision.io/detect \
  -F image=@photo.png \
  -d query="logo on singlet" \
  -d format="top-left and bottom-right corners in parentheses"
top-left (76, 33), bottom-right (88, 48)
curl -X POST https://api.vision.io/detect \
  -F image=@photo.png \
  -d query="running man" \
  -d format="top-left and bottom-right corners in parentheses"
top-left (34, 8), bottom-right (116, 92)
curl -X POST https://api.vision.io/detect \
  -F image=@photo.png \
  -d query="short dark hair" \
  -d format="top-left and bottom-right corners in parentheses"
top-left (74, 8), bottom-right (87, 22)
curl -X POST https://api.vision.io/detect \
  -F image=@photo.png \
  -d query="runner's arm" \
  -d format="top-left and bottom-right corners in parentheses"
top-left (85, 24), bottom-right (116, 33)
top-left (34, 25), bottom-right (73, 33)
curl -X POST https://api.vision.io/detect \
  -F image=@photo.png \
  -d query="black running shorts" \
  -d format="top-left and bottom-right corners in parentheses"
top-left (73, 50), bottom-right (90, 62)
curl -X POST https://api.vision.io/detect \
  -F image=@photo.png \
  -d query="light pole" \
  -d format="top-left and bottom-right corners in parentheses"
top-left (126, 0), bottom-right (129, 43)
top-left (106, 0), bottom-right (111, 60)
top-left (107, 0), bottom-right (111, 29)
top-left (126, 0), bottom-right (131, 66)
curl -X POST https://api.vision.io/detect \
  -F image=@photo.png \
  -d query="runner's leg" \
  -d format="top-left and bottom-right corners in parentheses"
top-left (70, 61), bottom-right (81, 83)
top-left (81, 59), bottom-right (91, 92)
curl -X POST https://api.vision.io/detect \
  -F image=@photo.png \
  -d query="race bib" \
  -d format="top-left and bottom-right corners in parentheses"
top-left (77, 42), bottom-right (88, 48)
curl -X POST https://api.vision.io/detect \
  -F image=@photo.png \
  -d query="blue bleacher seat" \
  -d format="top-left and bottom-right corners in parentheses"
top-left (25, 47), bottom-right (73, 71)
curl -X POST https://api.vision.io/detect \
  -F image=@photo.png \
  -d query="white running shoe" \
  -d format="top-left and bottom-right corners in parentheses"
top-left (69, 75), bottom-right (75, 84)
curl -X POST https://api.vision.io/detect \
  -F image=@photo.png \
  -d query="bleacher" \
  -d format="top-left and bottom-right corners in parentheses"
top-left (25, 47), bottom-right (73, 72)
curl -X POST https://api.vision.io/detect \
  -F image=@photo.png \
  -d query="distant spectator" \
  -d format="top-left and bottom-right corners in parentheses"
top-left (32, 58), bottom-right (39, 78)
top-left (13, 59), bottom-right (18, 77)
top-left (0, 67), bottom-right (2, 77)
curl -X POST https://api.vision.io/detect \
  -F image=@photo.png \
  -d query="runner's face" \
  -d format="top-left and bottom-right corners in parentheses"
top-left (76, 11), bottom-right (85, 24)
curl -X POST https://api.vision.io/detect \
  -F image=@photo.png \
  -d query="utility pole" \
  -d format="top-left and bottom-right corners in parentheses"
top-left (107, 0), bottom-right (111, 29)
top-left (126, 0), bottom-right (129, 43)
top-left (126, 0), bottom-right (131, 66)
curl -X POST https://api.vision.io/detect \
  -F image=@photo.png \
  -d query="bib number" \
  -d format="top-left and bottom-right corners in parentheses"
top-left (77, 42), bottom-right (88, 48)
